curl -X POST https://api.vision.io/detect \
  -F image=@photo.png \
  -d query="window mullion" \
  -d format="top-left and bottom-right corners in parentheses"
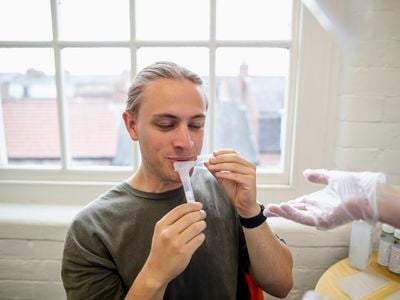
top-left (0, 95), bottom-right (8, 165)
top-left (0, 41), bottom-right (53, 48)
top-left (130, 0), bottom-right (140, 169)
top-left (0, 40), bottom-right (291, 48)
top-left (282, 0), bottom-right (301, 182)
top-left (207, 0), bottom-right (217, 153)
top-left (50, 0), bottom-right (71, 170)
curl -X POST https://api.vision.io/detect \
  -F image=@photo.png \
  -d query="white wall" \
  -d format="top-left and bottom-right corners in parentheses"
top-left (335, 0), bottom-right (400, 184)
top-left (0, 206), bottom-right (350, 300)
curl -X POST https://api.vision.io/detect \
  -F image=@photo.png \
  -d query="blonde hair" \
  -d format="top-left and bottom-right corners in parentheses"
top-left (126, 61), bottom-right (205, 115)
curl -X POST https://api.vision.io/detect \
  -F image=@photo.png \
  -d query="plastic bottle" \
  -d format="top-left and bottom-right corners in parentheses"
top-left (377, 224), bottom-right (395, 267)
top-left (388, 229), bottom-right (400, 274)
top-left (348, 220), bottom-right (373, 270)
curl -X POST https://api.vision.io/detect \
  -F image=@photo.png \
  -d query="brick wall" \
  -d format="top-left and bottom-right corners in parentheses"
top-left (0, 204), bottom-right (80, 300)
top-left (335, 1), bottom-right (400, 184)
top-left (265, 220), bottom-right (350, 300)
top-left (0, 240), bottom-right (65, 299)
top-left (0, 207), bottom-right (350, 300)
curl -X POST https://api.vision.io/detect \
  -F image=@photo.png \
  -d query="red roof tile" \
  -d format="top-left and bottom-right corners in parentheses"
top-left (3, 99), bottom-right (120, 158)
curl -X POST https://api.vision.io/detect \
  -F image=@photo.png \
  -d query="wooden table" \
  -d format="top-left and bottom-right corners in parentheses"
top-left (315, 252), bottom-right (400, 299)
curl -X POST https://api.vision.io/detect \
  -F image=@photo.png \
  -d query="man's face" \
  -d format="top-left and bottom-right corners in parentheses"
top-left (126, 78), bottom-right (207, 186)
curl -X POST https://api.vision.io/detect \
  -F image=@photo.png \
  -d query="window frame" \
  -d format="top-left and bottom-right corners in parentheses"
top-left (0, 0), bottom-right (340, 204)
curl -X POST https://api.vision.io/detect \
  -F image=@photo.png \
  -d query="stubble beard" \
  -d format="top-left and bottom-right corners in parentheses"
top-left (142, 156), bottom-right (181, 185)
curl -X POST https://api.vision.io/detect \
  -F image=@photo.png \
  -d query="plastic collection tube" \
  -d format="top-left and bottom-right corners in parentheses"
top-left (173, 154), bottom-right (213, 203)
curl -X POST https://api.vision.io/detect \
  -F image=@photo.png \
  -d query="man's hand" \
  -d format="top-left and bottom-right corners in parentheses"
top-left (130, 202), bottom-right (206, 298)
top-left (205, 150), bottom-right (259, 217)
top-left (265, 169), bottom-right (386, 230)
top-left (147, 202), bottom-right (206, 283)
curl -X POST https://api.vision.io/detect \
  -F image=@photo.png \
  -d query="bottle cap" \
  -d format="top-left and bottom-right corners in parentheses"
top-left (382, 224), bottom-right (395, 234)
top-left (394, 229), bottom-right (400, 239)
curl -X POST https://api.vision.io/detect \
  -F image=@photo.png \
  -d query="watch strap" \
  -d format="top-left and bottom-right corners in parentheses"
top-left (239, 203), bottom-right (267, 228)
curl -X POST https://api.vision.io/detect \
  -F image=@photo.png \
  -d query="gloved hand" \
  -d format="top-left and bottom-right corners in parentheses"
top-left (264, 169), bottom-right (386, 230)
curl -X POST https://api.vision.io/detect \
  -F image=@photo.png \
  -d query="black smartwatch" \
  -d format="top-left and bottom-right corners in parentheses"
top-left (239, 203), bottom-right (267, 228)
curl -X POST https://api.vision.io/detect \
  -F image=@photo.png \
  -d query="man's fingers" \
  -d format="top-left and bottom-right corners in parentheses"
top-left (213, 171), bottom-right (254, 186)
top-left (160, 202), bottom-right (203, 226)
top-left (177, 219), bottom-right (207, 245)
top-left (184, 232), bottom-right (206, 254)
top-left (207, 162), bottom-right (251, 176)
top-left (156, 204), bottom-right (207, 251)
top-left (171, 209), bottom-right (207, 235)
top-left (212, 149), bottom-right (237, 156)
top-left (211, 150), bottom-right (255, 169)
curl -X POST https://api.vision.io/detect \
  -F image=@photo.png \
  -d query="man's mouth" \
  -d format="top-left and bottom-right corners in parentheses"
top-left (168, 156), bottom-right (196, 162)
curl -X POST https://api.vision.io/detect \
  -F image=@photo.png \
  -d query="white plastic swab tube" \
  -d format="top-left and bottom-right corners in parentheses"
top-left (174, 160), bottom-right (196, 203)
top-left (173, 154), bottom-right (213, 203)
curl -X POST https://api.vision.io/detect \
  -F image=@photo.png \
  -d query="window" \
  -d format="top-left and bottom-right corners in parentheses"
top-left (1, 0), bottom-right (293, 168)
top-left (0, 0), bottom-right (338, 202)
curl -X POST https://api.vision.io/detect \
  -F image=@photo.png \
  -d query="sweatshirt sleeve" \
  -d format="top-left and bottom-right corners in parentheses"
top-left (61, 216), bottom-right (127, 300)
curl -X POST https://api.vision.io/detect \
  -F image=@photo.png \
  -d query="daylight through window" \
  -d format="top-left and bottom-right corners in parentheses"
top-left (0, 0), bottom-right (295, 173)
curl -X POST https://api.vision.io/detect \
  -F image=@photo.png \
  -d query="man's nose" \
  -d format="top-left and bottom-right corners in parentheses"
top-left (173, 125), bottom-right (194, 150)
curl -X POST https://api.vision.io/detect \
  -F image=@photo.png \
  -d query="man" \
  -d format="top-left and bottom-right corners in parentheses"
top-left (62, 61), bottom-right (293, 299)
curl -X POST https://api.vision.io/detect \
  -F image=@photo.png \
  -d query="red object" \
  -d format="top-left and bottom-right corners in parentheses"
top-left (244, 272), bottom-right (264, 300)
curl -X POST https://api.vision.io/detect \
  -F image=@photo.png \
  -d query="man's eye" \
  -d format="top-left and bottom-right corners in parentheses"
top-left (189, 124), bottom-right (204, 130)
top-left (157, 124), bottom-right (175, 130)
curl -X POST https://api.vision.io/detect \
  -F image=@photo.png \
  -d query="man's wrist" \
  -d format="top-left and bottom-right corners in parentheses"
top-left (239, 203), bottom-right (266, 228)
top-left (127, 264), bottom-right (167, 300)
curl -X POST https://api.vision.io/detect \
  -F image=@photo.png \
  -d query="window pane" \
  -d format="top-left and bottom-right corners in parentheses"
top-left (136, 0), bottom-right (209, 40)
top-left (59, 0), bottom-right (130, 41)
top-left (217, 0), bottom-right (292, 40)
top-left (62, 48), bottom-right (131, 167)
top-left (0, 0), bottom-right (52, 40)
top-left (0, 48), bottom-right (60, 166)
top-left (137, 47), bottom-right (209, 78)
top-left (215, 48), bottom-right (289, 169)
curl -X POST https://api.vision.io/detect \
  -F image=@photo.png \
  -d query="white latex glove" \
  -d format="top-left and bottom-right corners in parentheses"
top-left (265, 169), bottom-right (386, 230)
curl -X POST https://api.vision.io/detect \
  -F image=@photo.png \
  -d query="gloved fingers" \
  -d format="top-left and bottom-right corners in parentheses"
top-left (279, 203), bottom-right (319, 226)
top-left (303, 169), bottom-right (330, 185)
top-left (268, 198), bottom-right (353, 229)
top-left (286, 195), bottom-right (317, 205)
top-left (264, 204), bottom-right (291, 218)
top-left (290, 202), bottom-right (308, 210)
top-left (315, 205), bottom-right (355, 230)
top-left (281, 201), bottom-right (347, 230)
top-left (265, 200), bottom-right (315, 217)
top-left (286, 196), bottom-right (306, 205)
top-left (286, 193), bottom-right (329, 207)
top-left (263, 204), bottom-right (278, 217)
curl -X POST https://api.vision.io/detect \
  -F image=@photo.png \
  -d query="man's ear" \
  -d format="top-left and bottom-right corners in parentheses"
top-left (122, 111), bottom-right (139, 141)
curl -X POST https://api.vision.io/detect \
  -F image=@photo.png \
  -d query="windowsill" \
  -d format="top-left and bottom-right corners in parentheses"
top-left (0, 203), bottom-right (82, 241)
